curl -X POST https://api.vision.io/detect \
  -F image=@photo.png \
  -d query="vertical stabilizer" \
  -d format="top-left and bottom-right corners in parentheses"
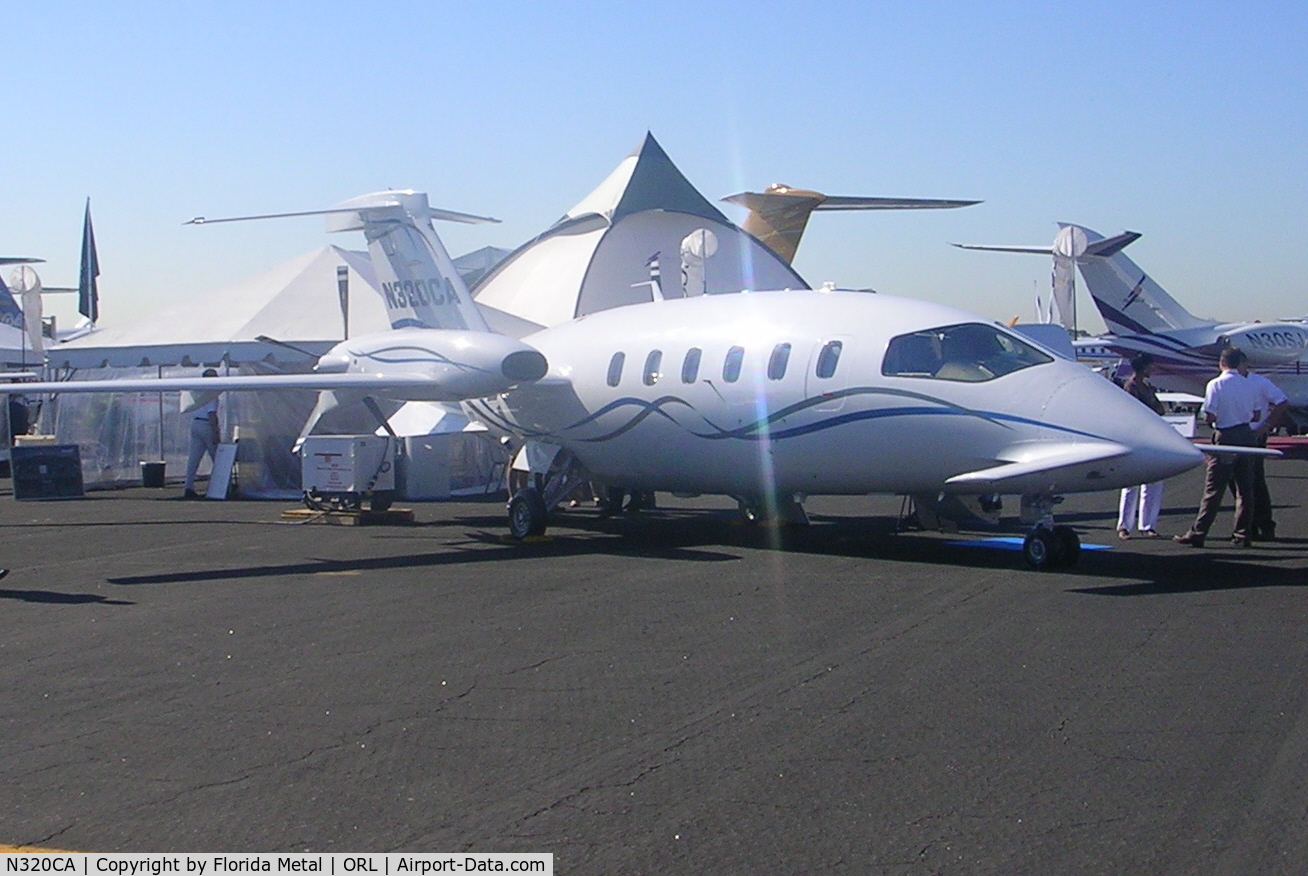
top-left (953, 224), bottom-right (1210, 335)
top-left (1054, 224), bottom-right (1207, 334)
top-left (325, 191), bottom-right (497, 332)
top-left (0, 271), bottom-right (25, 330)
top-left (0, 257), bottom-right (42, 331)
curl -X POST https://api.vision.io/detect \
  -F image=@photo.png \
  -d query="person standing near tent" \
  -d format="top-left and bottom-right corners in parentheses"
top-left (184, 368), bottom-right (222, 499)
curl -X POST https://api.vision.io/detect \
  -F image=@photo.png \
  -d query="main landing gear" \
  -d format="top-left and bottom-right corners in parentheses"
top-left (505, 445), bottom-right (588, 540)
top-left (507, 488), bottom-right (548, 539)
top-left (1020, 494), bottom-right (1080, 570)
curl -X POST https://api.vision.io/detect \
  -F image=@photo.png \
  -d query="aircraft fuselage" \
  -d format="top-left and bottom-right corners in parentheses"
top-left (468, 290), bottom-right (1201, 499)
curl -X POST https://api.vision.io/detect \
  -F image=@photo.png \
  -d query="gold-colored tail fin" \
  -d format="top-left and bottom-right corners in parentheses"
top-left (722, 184), bottom-right (980, 264)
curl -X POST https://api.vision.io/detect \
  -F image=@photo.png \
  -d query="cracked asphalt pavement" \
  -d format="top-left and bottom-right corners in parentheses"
top-left (4, 463), bottom-right (1308, 874)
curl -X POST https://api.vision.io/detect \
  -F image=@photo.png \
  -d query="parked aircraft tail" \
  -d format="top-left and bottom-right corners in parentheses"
top-left (1054, 224), bottom-right (1208, 335)
top-left (953, 223), bottom-right (1209, 335)
top-left (187, 190), bottom-right (499, 334)
top-left (323, 191), bottom-right (496, 333)
top-left (0, 271), bottom-right (26, 330)
top-left (722, 184), bottom-right (979, 264)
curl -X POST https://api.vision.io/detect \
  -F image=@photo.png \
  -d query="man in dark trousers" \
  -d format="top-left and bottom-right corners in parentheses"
top-left (1175, 347), bottom-right (1263, 547)
top-left (1235, 361), bottom-right (1289, 540)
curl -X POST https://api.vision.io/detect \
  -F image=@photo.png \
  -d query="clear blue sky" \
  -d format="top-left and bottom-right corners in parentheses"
top-left (4, 0), bottom-right (1306, 334)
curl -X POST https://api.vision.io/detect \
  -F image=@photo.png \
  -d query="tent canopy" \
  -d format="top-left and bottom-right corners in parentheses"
top-left (50, 246), bottom-right (385, 369)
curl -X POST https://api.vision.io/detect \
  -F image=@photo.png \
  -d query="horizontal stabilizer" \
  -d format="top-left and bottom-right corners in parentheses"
top-left (810, 195), bottom-right (980, 211)
top-left (950, 242), bottom-right (1051, 255)
top-left (1083, 231), bottom-right (1141, 257)
top-left (944, 441), bottom-right (1131, 488)
top-left (724, 184), bottom-right (979, 264)
top-left (951, 230), bottom-right (1140, 259)
top-left (184, 197), bottom-right (499, 229)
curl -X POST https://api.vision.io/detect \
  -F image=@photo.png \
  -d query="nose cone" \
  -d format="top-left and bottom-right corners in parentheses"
top-left (315, 348), bottom-right (351, 373)
top-left (1044, 372), bottom-right (1203, 487)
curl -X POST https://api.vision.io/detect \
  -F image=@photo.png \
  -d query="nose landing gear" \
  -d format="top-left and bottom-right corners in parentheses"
top-left (1020, 494), bottom-right (1080, 570)
top-left (1022, 525), bottom-right (1080, 570)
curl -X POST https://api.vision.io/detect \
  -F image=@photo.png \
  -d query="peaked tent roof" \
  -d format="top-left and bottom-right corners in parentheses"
top-left (473, 133), bottom-right (808, 328)
top-left (51, 246), bottom-right (389, 369)
top-left (558, 132), bottom-right (730, 228)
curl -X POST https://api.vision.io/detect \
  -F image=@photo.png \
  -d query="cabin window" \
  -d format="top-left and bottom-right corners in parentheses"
top-left (815, 341), bottom-right (843, 378)
top-left (643, 350), bottom-right (663, 386)
top-left (607, 352), bottom-right (625, 387)
top-left (768, 343), bottom-right (792, 380)
top-left (882, 323), bottom-right (1053, 382)
top-left (723, 346), bottom-right (745, 383)
top-left (681, 347), bottom-right (702, 383)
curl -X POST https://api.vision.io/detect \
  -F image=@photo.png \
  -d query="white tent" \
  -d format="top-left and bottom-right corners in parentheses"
top-left (472, 133), bottom-right (810, 328)
top-left (50, 245), bottom-right (384, 369)
top-left (38, 245), bottom-right (512, 497)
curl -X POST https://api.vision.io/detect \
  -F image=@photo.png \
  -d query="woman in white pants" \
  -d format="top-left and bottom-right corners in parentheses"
top-left (1116, 354), bottom-right (1167, 539)
top-left (1118, 481), bottom-right (1163, 539)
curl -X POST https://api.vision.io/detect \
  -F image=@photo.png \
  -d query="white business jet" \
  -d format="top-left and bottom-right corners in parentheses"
top-left (955, 223), bottom-right (1308, 420)
top-left (11, 192), bottom-right (1220, 568)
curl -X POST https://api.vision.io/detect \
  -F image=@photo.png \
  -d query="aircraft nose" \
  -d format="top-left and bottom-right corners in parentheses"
top-left (1044, 373), bottom-right (1203, 483)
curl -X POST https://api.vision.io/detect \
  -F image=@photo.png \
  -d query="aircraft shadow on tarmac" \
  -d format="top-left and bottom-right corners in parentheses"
top-left (105, 524), bottom-right (741, 588)
top-left (100, 502), bottom-right (1305, 595)
top-left (0, 588), bottom-right (134, 606)
top-left (506, 506), bottom-right (1308, 595)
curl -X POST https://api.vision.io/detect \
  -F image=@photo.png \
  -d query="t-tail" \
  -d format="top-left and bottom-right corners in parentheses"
top-left (0, 256), bottom-right (44, 331)
top-left (186, 189), bottom-right (499, 334)
top-left (953, 223), bottom-right (1210, 336)
top-left (323, 190), bottom-right (495, 333)
top-left (0, 271), bottom-right (26, 330)
top-left (722, 184), bottom-right (979, 265)
top-left (1052, 224), bottom-right (1207, 335)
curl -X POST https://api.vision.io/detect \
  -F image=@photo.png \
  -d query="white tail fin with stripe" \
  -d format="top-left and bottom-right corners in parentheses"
top-left (953, 223), bottom-right (1209, 335)
top-left (322, 190), bottom-right (495, 332)
top-left (1052, 224), bottom-right (1207, 334)
top-left (186, 189), bottom-right (499, 334)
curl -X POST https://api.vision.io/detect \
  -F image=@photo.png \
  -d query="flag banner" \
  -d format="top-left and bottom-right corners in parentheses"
top-left (78, 199), bottom-right (99, 322)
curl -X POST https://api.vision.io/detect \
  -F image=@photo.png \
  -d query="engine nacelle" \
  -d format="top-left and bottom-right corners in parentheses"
top-left (315, 328), bottom-right (547, 401)
top-left (1218, 323), bottom-right (1308, 365)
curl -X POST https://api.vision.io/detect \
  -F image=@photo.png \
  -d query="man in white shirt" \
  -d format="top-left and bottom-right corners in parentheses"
top-left (1175, 348), bottom-right (1263, 547)
top-left (183, 368), bottom-right (222, 499)
top-left (1237, 362), bottom-right (1290, 540)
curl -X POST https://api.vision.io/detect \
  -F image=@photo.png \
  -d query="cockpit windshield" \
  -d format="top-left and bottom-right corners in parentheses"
top-left (881, 322), bottom-right (1054, 382)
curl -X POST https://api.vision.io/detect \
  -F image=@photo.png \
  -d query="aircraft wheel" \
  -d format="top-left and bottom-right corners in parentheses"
top-left (1022, 529), bottom-right (1057, 570)
top-left (370, 490), bottom-right (394, 512)
top-left (1052, 525), bottom-right (1080, 567)
top-left (508, 488), bottom-right (548, 539)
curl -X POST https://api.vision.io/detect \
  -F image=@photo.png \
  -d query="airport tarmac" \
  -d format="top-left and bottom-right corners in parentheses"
top-left (3, 462), bottom-right (1308, 873)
